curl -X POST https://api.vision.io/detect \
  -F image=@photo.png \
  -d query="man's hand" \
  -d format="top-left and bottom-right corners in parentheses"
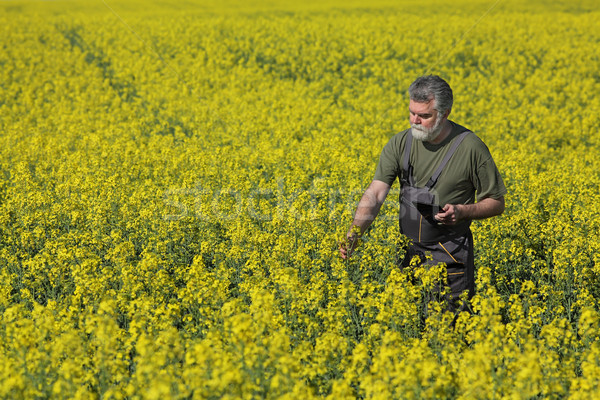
top-left (339, 226), bottom-right (362, 259)
top-left (435, 204), bottom-right (461, 225)
top-left (339, 235), bottom-right (359, 259)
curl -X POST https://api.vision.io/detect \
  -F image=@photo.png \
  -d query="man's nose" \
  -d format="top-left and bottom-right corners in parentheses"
top-left (412, 115), bottom-right (421, 125)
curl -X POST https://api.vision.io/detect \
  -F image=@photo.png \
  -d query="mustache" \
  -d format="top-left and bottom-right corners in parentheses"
top-left (411, 124), bottom-right (429, 131)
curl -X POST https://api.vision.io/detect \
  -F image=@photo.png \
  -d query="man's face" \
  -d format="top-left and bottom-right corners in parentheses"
top-left (409, 99), bottom-right (446, 142)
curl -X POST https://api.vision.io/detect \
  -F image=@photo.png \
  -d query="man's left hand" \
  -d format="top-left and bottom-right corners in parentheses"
top-left (435, 204), bottom-right (461, 225)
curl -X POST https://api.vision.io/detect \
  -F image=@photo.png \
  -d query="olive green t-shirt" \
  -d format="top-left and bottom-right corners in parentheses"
top-left (373, 121), bottom-right (506, 207)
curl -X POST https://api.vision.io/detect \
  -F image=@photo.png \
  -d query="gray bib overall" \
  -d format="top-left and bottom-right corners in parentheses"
top-left (399, 130), bottom-right (475, 302)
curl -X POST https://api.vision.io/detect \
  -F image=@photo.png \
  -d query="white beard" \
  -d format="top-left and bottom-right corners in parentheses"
top-left (411, 118), bottom-right (444, 142)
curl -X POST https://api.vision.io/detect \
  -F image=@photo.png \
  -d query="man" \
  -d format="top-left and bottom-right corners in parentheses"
top-left (339, 75), bottom-right (506, 307)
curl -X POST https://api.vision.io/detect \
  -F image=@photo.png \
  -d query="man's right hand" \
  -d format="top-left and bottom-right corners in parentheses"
top-left (339, 232), bottom-right (360, 259)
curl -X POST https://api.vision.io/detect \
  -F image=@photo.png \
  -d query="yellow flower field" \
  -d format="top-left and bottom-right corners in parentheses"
top-left (1, 0), bottom-right (599, 398)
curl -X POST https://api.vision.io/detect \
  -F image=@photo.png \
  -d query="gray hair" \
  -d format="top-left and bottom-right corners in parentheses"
top-left (408, 75), bottom-right (453, 115)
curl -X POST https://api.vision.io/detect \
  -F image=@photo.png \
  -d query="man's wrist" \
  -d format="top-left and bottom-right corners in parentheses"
top-left (346, 233), bottom-right (360, 241)
top-left (347, 225), bottom-right (363, 239)
top-left (455, 204), bottom-right (464, 221)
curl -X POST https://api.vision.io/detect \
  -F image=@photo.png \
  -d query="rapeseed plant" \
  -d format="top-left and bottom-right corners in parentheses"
top-left (0, 0), bottom-right (599, 398)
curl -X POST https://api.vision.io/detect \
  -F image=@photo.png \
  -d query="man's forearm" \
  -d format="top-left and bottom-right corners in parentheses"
top-left (349, 195), bottom-right (382, 236)
top-left (456, 196), bottom-right (505, 221)
top-left (347, 180), bottom-right (391, 237)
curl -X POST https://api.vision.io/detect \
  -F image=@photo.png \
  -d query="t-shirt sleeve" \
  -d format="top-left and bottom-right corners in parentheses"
top-left (474, 156), bottom-right (507, 201)
top-left (373, 135), bottom-right (402, 186)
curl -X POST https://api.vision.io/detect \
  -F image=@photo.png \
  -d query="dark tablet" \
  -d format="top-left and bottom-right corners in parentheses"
top-left (412, 201), bottom-right (442, 217)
